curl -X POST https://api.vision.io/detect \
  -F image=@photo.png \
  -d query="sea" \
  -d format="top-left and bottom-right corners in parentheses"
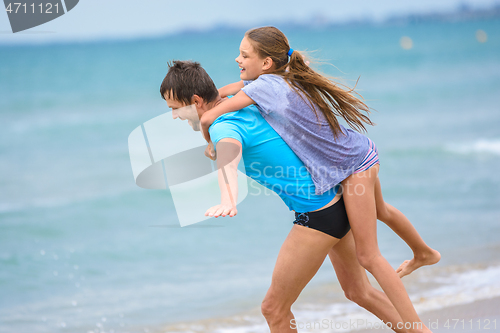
top-left (1, 18), bottom-right (499, 333)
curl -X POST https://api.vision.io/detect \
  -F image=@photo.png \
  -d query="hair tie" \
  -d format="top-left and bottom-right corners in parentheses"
top-left (287, 48), bottom-right (294, 57)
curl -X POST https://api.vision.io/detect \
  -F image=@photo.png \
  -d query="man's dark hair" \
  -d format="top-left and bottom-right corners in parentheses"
top-left (160, 60), bottom-right (218, 104)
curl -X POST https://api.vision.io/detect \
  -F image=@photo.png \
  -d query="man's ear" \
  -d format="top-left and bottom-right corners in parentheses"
top-left (192, 94), bottom-right (203, 107)
top-left (262, 57), bottom-right (274, 72)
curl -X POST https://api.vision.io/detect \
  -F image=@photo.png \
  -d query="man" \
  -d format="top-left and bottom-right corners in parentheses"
top-left (160, 60), bottom-right (409, 333)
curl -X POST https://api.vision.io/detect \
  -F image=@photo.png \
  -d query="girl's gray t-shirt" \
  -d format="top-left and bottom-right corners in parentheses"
top-left (242, 74), bottom-right (370, 195)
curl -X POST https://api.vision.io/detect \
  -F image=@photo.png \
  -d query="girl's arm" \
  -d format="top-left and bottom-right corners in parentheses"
top-left (201, 90), bottom-right (255, 142)
top-left (218, 81), bottom-right (245, 98)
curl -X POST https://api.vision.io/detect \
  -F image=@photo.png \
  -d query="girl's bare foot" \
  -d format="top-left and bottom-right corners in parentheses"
top-left (396, 249), bottom-right (441, 278)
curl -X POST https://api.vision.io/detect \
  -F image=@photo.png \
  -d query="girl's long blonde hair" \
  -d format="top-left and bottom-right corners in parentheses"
top-left (246, 26), bottom-right (373, 137)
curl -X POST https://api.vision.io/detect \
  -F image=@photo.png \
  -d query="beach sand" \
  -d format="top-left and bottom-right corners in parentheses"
top-left (155, 297), bottom-right (500, 333)
top-left (155, 263), bottom-right (500, 333)
top-left (357, 296), bottom-right (500, 333)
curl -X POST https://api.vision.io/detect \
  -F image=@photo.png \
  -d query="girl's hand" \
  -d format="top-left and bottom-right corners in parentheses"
top-left (218, 91), bottom-right (232, 100)
top-left (204, 141), bottom-right (216, 161)
top-left (218, 88), bottom-right (226, 98)
top-left (218, 81), bottom-right (244, 98)
top-left (200, 91), bottom-right (254, 143)
top-left (200, 113), bottom-right (214, 143)
top-left (205, 204), bottom-right (238, 218)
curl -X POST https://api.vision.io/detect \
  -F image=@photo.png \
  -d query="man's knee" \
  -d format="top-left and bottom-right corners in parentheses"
top-left (261, 293), bottom-right (288, 320)
top-left (261, 296), bottom-right (278, 318)
top-left (343, 285), bottom-right (374, 308)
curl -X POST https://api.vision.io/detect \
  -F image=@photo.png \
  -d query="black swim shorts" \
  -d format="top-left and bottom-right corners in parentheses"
top-left (293, 196), bottom-right (351, 239)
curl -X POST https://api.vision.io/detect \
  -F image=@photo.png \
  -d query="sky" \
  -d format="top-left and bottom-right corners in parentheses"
top-left (0, 0), bottom-right (498, 44)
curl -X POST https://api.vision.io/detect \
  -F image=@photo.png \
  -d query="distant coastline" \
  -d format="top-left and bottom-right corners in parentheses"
top-left (182, 3), bottom-right (500, 35)
top-left (384, 3), bottom-right (500, 25)
top-left (1, 3), bottom-right (499, 46)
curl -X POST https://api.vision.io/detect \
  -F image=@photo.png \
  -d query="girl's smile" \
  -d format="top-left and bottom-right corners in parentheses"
top-left (235, 36), bottom-right (267, 81)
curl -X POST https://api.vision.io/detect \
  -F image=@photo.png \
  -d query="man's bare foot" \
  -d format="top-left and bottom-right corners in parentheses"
top-left (396, 249), bottom-right (441, 278)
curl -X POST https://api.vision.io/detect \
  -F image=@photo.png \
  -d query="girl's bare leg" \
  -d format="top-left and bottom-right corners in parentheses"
top-left (328, 231), bottom-right (406, 333)
top-left (261, 225), bottom-right (340, 332)
top-left (374, 178), bottom-right (441, 278)
top-left (342, 165), bottom-right (431, 333)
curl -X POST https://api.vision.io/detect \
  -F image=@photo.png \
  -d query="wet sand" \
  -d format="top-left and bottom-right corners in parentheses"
top-left (357, 296), bottom-right (500, 333)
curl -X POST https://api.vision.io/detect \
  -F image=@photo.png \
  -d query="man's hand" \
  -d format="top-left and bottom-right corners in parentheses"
top-left (204, 141), bottom-right (216, 161)
top-left (205, 203), bottom-right (237, 218)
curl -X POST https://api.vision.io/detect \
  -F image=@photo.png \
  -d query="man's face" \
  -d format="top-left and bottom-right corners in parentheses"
top-left (164, 95), bottom-right (201, 131)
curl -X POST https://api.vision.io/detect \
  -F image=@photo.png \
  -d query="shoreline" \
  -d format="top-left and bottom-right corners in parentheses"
top-left (356, 296), bottom-right (500, 333)
top-left (155, 296), bottom-right (500, 333)
top-left (155, 261), bottom-right (500, 333)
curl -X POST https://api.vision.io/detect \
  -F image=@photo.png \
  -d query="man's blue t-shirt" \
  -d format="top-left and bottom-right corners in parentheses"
top-left (209, 104), bottom-right (338, 213)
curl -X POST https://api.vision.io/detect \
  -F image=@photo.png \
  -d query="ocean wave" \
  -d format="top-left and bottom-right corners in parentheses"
top-left (159, 263), bottom-right (500, 333)
top-left (0, 202), bottom-right (25, 214)
top-left (0, 196), bottom-right (86, 214)
top-left (0, 186), bottom-right (141, 214)
top-left (445, 139), bottom-right (500, 156)
top-left (413, 265), bottom-right (500, 314)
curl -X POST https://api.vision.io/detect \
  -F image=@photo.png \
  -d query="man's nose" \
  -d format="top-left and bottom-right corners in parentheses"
top-left (172, 109), bottom-right (179, 119)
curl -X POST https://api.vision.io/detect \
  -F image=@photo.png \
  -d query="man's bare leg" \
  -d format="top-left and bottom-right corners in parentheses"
top-left (329, 231), bottom-right (406, 333)
top-left (261, 225), bottom-right (340, 332)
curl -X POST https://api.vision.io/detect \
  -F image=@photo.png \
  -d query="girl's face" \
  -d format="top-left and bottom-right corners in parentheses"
top-left (235, 36), bottom-right (267, 81)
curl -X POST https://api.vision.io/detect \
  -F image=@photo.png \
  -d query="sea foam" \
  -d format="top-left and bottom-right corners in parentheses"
top-left (446, 139), bottom-right (500, 156)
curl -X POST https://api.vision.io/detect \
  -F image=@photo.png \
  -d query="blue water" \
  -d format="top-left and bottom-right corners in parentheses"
top-left (1, 19), bottom-right (500, 333)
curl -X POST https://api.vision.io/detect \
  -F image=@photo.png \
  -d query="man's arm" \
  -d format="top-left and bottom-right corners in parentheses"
top-left (205, 138), bottom-right (242, 218)
top-left (201, 90), bottom-right (255, 143)
top-left (218, 80), bottom-right (245, 98)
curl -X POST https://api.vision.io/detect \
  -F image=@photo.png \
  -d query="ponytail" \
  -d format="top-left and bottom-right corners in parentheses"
top-left (284, 50), bottom-right (373, 137)
top-left (246, 26), bottom-right (373, 138)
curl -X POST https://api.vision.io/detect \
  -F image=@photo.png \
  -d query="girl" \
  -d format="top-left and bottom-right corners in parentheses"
top-left (201, 26), bottom-right (440, 332)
